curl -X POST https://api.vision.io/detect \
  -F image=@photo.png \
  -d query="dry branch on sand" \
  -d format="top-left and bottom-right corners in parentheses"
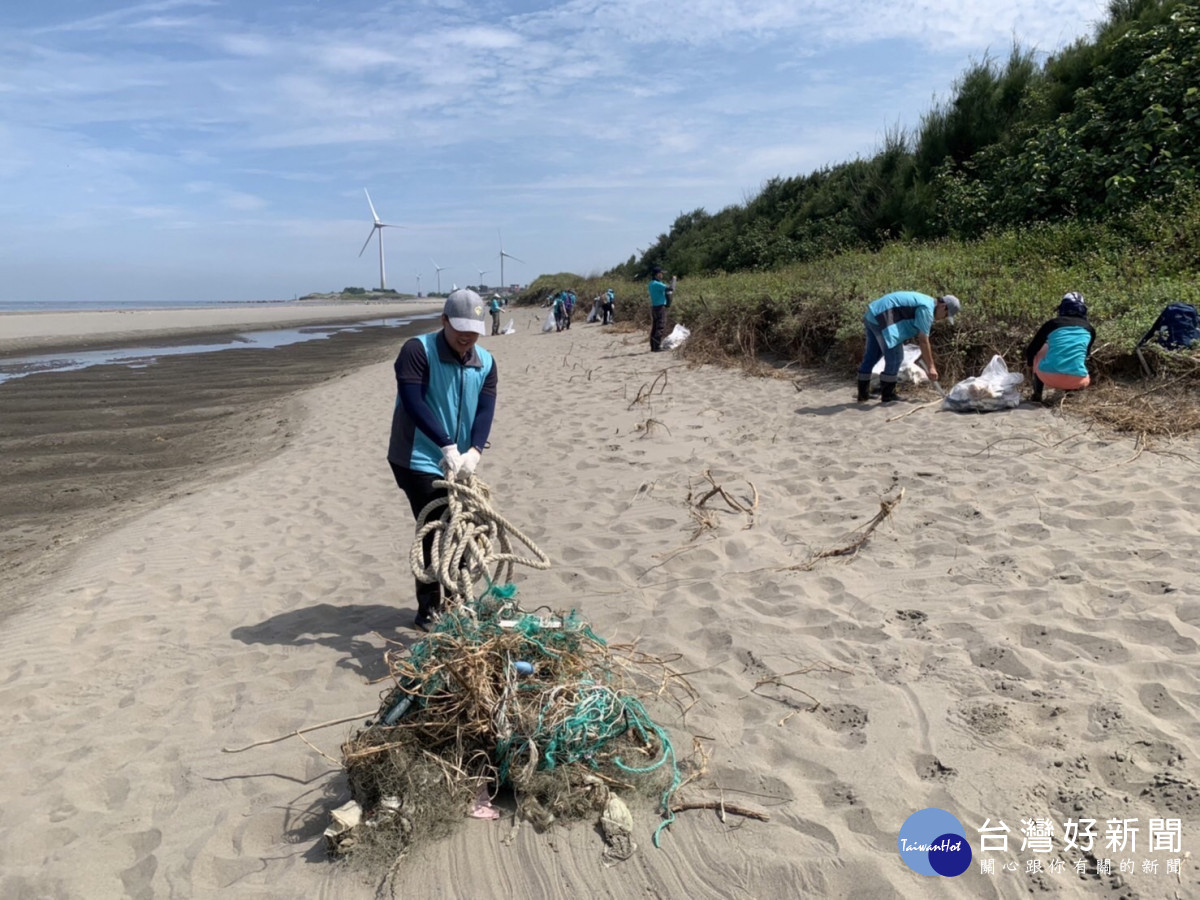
top-left (685, 469), bottom-right (758, 540)
top-left (785, 489), bottom-right (904, 571)
top-left (628, 370), bottom-right (669, 409)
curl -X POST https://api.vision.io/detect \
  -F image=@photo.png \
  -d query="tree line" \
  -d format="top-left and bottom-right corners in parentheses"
top-left (608, 0), bottom-right (1199, 280)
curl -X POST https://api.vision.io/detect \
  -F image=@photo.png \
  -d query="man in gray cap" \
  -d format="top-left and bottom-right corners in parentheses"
top-left (387, 288), bottom-right (499, 630)
top-left (856, 291), bottom-right (960, 402)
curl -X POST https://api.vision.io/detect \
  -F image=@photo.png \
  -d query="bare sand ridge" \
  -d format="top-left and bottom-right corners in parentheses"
top-left (1, 309), bottom-right (1198, 898)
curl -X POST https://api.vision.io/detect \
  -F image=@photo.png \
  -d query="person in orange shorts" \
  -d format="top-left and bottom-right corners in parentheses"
top-left (1024, 292), bottom-right (1095, 403)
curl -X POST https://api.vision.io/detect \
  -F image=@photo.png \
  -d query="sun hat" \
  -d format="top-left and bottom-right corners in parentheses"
top-left (443, 289), bottom-right (486, 335)
top-left (939, 294), bottom-right (961, 324)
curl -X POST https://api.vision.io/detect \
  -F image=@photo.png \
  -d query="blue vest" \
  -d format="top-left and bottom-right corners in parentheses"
top-left (1041, 325), bottom-right (1091, 376)
top-left (402, 332), bottom-right (494, 475)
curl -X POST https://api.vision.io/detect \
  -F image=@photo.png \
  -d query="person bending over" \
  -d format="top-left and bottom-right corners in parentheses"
top-left (1024, 291), bottom-right (1095, 404)
top-left (857, 291), bottom-right (961, 403)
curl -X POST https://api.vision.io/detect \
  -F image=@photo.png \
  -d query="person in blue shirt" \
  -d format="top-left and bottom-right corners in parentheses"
top-left (387, 289), bottom-right (498, 630)
top-left (551, 291), bottom-right (567, 332)
top-left (602, 288), bottom-right (615, 325)
top-left (1024, 291), bottom-right (1095, 403)
top-left (648, 266), bottom-right (674, 351)
top-left (857, 291), bottom-right (961, 402)
top-left (488, 294), bottom-right (503, 335)
top-left (563, 290), bottom-right (576, 329)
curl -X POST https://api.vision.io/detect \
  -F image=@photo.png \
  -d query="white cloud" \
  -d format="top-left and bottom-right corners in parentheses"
top-left (0, 0), bottom-right (1105, 301)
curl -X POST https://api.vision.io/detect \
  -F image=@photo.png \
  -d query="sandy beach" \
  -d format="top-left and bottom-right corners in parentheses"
top-left (2, 306), bottom-right (1199, 899)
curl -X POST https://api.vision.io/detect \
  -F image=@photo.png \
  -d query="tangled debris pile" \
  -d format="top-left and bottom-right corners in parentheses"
top-left (328, 476), bottom-right (698, 869)
top-left (332, 589), bottom-right (695, 866)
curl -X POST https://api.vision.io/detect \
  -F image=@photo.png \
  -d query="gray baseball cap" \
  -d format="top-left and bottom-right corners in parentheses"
top-left (939, 294), bottom-right (961, 324)
top-left (443, 289), bottom-right (486, 335)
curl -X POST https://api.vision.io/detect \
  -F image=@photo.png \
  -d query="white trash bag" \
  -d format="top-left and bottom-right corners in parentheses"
top-left (871, 343), bottom-right (928, 385)
top-left (662, 323), bottom-right (690, 350)
top-left (502, 319), bottom-right (516, 335)
top-left (943, 355), bottom-right (1024, 412)
top-left (542, 308), bottom-right (556, 333)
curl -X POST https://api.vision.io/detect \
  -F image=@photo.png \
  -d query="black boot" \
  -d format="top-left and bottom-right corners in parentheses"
top-left (880, 381), bottom-right (899, 403)
top-left (857, 378), bottom-right (871, 402)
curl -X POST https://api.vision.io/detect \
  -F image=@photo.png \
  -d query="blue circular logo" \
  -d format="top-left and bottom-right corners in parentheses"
top-left (898, 808), bottom-right (972, 877)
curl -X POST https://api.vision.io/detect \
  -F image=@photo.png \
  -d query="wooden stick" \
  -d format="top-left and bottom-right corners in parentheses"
top-left (221, 711), bottom-right (375, 753)
top-left (886, 398), bottom-right (942, 422)
top-left (670, 801), bottom-right (769, 821)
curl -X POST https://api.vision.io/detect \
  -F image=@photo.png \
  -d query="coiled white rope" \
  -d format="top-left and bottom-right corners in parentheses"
top-left (409, 474), bottom-right (551, 610)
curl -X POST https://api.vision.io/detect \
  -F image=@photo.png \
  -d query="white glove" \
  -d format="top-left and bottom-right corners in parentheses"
top-left (440, 444), bottom-right (464, 478)
top-left (461, 447), bottom-right (482, 476)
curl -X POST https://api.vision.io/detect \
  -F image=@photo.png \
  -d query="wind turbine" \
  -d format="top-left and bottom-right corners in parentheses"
top-left (497, 229), bottom-right (524, 290)
top-left (432, 259), bottom-right (447, 295)
top-left (358, 189), bottom-right (400, 290)
top-left (415, 273), bottom-right (422, 297)
top-left (477, 269), bottom-right (489, 290)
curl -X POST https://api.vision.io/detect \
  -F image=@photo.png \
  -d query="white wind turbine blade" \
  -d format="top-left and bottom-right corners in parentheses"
top-left (501, 251), bottom-right (525, 264)
top-left (364, 188), bottom-right (381, 224)
top-left (358, 226), bottom-right (378, 257)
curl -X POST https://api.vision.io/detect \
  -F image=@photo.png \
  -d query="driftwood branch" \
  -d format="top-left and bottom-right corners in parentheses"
top-left (784, 488), bottom-right (904, 571)
top-left (670, 800), bottom-right (769, 821)
top-left (221, 711), bottom-right (375, 753)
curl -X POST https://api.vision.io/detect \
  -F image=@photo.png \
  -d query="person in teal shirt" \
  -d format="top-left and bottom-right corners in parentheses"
top-left (857, 291), bottom-right (961, 402)
top-left (1024, 291), bottom-right (1095, 403)
top-left (489, 295), bottom-right (502, 335)
top-left (551, 291), bottom-right (567, 332)
top-left (648, 266), bottom-right (674, 351)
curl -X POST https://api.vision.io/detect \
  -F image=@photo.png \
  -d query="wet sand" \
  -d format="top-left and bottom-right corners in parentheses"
top-left (0, 317), bottom-right (431, 617)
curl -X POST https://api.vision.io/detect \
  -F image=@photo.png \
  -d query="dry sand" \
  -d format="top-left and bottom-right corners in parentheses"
top-left (1, 307), bottom-right (1199, 899)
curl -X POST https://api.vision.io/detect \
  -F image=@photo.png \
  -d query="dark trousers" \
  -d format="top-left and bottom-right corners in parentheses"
top-left (389, 462), bottom-right (445, 619)
top-left (602, 302), bottom-right (614, 324)
top-left (491, 311), bottom-right (500, 335)
top-left (650, 305), bottom-right (668, 351)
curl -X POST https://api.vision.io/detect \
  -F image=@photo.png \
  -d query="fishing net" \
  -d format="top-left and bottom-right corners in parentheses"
top-left (331, 476), bottom-right (696, 869)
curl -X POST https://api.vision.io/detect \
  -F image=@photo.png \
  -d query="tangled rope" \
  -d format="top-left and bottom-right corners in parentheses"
top-left (410, 474), bottom-right (551, 609)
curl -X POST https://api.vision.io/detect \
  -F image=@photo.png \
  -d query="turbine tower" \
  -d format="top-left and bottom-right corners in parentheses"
top-left (432, 259), bottom-right (447, 295)
top-left (497, 229), bottom-right (524, 290)
top-left (415, 273), bottom-right (422, 297)
top-left (477, 269), bottom-right (489, 290)
top-left (358, 189), bottom-right (399, 290)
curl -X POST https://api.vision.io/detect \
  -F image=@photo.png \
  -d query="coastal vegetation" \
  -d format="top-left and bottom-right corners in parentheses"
top-left (514, 0), bottom-right (1200, 431)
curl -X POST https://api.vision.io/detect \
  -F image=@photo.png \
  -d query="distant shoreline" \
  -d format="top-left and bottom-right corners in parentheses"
top-left (0, 298), bottom-right (446, 355)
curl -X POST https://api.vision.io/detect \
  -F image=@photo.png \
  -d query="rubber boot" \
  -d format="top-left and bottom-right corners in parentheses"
top-left (880, 381), bottom-right (899, 403)
top-left (857, 378), bottom-right (871, 403)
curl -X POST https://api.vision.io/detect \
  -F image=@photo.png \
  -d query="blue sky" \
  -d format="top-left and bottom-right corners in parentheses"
top-left (0, 0), bottom-right (1105, 304)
